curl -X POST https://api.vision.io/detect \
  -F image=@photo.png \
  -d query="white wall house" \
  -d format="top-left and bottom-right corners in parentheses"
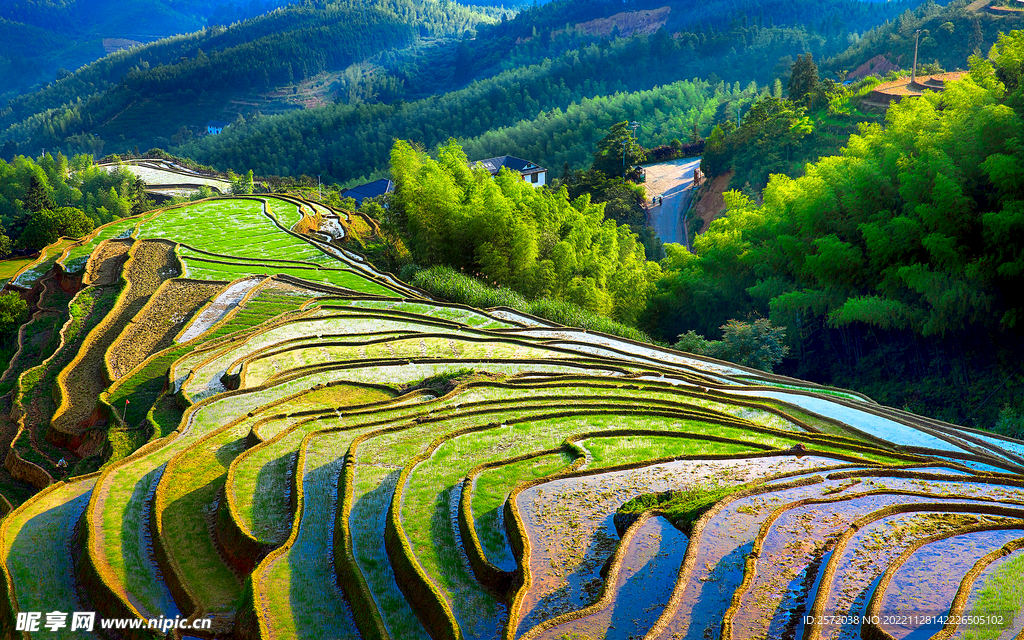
top-left (473, 155), bottom-right (547, 187)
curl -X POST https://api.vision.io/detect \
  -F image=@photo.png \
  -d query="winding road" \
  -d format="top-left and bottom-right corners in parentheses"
top-left (644, 156), bottom-right (702, 248)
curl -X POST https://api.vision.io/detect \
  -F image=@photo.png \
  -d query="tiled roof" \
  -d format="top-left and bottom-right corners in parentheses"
top-left (473, 155), bottom-right (546, 175)
top-left (341, 178), bottom-right (394, 204)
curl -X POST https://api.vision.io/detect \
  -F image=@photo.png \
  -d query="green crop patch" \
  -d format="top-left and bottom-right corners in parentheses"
top-left (0, 255), bottom-right (38, 280)
top-left (471, 452), bottom-right (575, 567)
top-left (617, 483), bottom-right (749, 533)
top-left (12, 238), bottom-right (80, 288)
top-left (2, 477), bottom-right (98, 627)
top-left (228, 384), bottom-right (395, 546)
top-left (583, 434), bottom-right (768, 467)
top-left (136, 198), bottom-right (392, 295)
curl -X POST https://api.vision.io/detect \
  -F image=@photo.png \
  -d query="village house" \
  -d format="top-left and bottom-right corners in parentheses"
top-left (473, 155), bottom-right (547, 187)
top-left (341, 178), bottom-right (393, 206)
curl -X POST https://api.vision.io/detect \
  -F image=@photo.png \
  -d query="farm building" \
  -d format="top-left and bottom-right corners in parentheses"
top-left (473, 155), bottom-right (548, 187)
top-left (341, 178), bottom-right (394, 206)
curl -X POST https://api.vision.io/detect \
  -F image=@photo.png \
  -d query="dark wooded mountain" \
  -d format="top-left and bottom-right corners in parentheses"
top-left (0, 0), bottom-right (953, 178)
top-left (0, 0), bottom-right (305, 101)
top-left (0, 0), bottom-right (503, 158)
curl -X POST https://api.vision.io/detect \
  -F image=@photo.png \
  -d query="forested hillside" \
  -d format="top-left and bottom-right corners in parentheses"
top-left (824, 0), bottom-right (1024, 77)
top-left (1, 0), bottom-right (946, 170)
top-left (0, 0), bottom-right (501, 158)
top-left (4, 0), bottom-right (1024, 435)
top-left (0, 0), bottom-right (301, 101)
top-left (169, 1), bottom-right (943, 183)
top-left (644, 37), bottom-right (1024, 431)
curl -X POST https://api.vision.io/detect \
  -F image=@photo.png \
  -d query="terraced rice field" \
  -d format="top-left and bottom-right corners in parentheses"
top-left (0, 195), bottom-right (1021, 640)
top-left (96, 160), bottom-right (233, 196)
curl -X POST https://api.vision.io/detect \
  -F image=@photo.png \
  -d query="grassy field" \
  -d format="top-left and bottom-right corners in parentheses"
top-left (253, 427), bottom-right (369, 639)
top-left (228, 384), bottom-right (394, 545)
top-left (962, 550), bottom-right (1024, 640)
top-left (13, 238), bottom-right (80, 288)
top-left (471, 452), bottom-right (573, 568)
top-left (0, 255), bottom-right (38, 281)
top-left (136, 198), bottom-right (395, 294)
top-left (2, 478), bottom-right (100, 640)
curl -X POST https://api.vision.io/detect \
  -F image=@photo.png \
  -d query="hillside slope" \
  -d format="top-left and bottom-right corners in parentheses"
top-left (1, 0), bottom-right (949, 168)
top-left (0, 194), bottom-right (1020, 640)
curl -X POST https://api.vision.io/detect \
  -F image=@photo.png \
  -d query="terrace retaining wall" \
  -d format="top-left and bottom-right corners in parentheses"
top-left (863, 526), bottom-right (1024, 640)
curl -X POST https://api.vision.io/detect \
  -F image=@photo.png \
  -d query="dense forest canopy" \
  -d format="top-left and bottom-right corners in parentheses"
top-left (0, 0), bottom-right (955, 167)
top-left (0, 0), bottom-right (304, 101)
top-left (0, 153), bottom-right (148, 250)
top-left (390, 138), bottom-right (660, 324)
top-left (0, 0), bottom-right (502, 157)
top-left (642, 34), bottom-right (1024, 429)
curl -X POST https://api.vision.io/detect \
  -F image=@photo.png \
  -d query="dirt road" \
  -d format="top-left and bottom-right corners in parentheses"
top-left (644, 157), bottom-right (702, 248)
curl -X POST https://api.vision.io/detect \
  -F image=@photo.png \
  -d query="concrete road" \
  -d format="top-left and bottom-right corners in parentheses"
top-left (643, 157), bottom-right (702, 248)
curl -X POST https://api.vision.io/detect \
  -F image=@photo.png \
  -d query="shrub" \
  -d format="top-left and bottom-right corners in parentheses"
top-left (615, 483), bottom-right (747, 535)
top-left (18, 207), bottom-right (95, 251)
top-left (994, 404), bottom-right (1024, 439)
top-left (410, 266), bottom-right (654, 343)
top-left (0, 292), bottom-right (27, 336)
top-left (674, 319), bottom-right (789, 372)
top-left (411, 266), bottom-right (529, 309)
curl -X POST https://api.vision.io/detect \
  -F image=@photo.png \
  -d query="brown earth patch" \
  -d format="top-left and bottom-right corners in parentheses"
top-left (869, 71), bottom-right (969, 99)
top-left (84, 239), bottom-right (132, 286)
top-left (565, 7), bottom-right (671, 38)
top-left (49, 241), bottom-right (180, 451)
top-left (848, 54), bottom-right (900, 81)
top-left (108, 280), bottom-right (225, 379)
top-left (692, 171), bottom-right (733, 235)
top-left (988, 4), bottom-right (1024, 13)
top-left (102, 38), bottom-right (143, 54)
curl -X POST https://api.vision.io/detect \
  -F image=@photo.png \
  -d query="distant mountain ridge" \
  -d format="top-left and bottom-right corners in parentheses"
top-left (0, 0), bottom-right (953, 170)
top-left (0, 0), bottom-right (304, 100)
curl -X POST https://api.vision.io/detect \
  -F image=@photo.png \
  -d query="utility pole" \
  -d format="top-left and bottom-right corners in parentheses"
top-left (623, 121), bottom-right (640, 178)
top-left (317, 174), bottom-right (322, 201)
top-left (911, 29), bottom-right (921, 85)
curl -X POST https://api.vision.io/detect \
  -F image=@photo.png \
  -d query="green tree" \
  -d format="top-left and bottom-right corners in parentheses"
top-left (230, 170), bottom-right (255, 195)
top-left (24, 175), bottom-right (54, 214)
top-left (129, 177), bottom-right (151, 215)
top-left (0, 292), bottom-right (27, 336)
top-left (672, 318), bottom-right (789, 372)
top-left (18, 207), bottom-right (94, 251)
top-left (0, 222), bottom-right (11, 258)
top-left (390, 138), bottom-right (659, 322)
top-left (591, 121), bottom-right (646, 180)
top-left (715, 318), bottom-right (789, 372)
top-left (990, 30), bottom-right (1024, 93)
top-left (787, 53), bottom-right (819, 104)
top-left (993, 404), bottom-right (1024, 438)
